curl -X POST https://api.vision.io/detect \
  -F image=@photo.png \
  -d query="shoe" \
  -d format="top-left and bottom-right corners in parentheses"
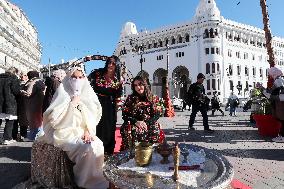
top-left (3, 139), bottom-right (16, 145)
top-left (188, 126), bottom-right (195, 130)
top-left (272, 136), bottom-right (284, 143)
top-left (22, 137), bottom-right (33, 142)
top-left (204, 129), bottom-right (214, 133)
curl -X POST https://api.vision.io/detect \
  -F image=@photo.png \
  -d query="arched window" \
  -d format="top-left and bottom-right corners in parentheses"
top-left (209, 28), bottom-right (214, 38)
top-left (212, 79), bottom-right (216, 90)
top-left (159, 40), bottom-right (163, 47)
top-left (165, 38), bottom-right (169, 45)
top-left (207, 80), bottom-right (210, 90)
top-left (178, 36), bottom-right (182, 43)
top-left (206, 63), bottom-right (210, 74)
top-left (217, 63), bottom-right (220, 72)
top-left (171, 38), bottom-right (175, 45)
top-left (229, 65), bottom-right (233, 75)
top-left (204, 29), bottom-right (209, 38)
top-left (185, 34), bottom-right (190, 42)
top-left (229, 80), bottom-right (234, 91)
top-left (212, 63), bottom-right (215, 73)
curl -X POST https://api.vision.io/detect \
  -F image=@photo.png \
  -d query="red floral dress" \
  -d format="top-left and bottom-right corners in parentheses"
top-left (120, 95), bottom-right (163, 151)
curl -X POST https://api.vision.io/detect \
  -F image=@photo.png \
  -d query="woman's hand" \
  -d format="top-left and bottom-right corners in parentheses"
top-left (82, 130), bottom-right (94, 144)
top-left (135, 121), bottom-right (147, 132)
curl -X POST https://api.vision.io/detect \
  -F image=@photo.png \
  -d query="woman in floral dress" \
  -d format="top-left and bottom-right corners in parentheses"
top-left (120, 76), bottom-right (164, 151)
top-left (88, 55), bottom-right (122, 155)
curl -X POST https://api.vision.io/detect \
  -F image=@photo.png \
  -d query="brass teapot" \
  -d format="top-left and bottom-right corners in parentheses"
top-left (135, 142), bottom-right (153, 167)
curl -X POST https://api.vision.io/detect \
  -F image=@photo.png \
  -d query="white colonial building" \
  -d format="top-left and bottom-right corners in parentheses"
top-left (115, 0), bottom-right (284, 102)
top-left (0, 0), bottom-right (41, 73)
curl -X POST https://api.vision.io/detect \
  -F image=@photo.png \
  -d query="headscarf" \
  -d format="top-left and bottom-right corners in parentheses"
top-left (52, 69), bottom-right (66, 82)
top-left (41, 66), bottom-right (102, 149)
top-left (268, 67), bottom-right (283, 80)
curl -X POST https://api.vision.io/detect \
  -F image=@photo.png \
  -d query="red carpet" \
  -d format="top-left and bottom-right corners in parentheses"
top-left (231, 179), bottom-right (252, 189)
top-left (114, 127), bottom-right (122, 153)
top-left (114, 127), bottom-right (251, 189)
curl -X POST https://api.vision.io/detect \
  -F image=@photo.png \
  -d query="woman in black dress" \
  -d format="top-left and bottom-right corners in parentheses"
top-left (89, 56), bottom-right (122, 155)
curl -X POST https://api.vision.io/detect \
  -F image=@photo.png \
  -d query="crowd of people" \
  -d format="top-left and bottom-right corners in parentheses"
top-left (1, 56), bottom-right (284, 188)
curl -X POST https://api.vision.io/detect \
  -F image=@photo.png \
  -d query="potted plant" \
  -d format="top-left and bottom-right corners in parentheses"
top-left (252, 96), bottom-right (281, 137)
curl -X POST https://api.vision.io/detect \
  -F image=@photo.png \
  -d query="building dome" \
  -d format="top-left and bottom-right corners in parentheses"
top-left (120, 22), bottom-right (138, 37)
top-left (194, 0), bottom-right (221, 21)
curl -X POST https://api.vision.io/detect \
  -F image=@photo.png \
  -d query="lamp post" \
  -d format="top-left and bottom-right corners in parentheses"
top-left (260, 0), bottom-right (275, 88)
top-left (138, 45), bottom-right (145, 72)
top-left (163, 44), bottom-right (175, 117)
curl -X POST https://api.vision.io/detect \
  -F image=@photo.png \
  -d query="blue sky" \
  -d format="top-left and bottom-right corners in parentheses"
top-left (10, 0), bottom-right (284, 74)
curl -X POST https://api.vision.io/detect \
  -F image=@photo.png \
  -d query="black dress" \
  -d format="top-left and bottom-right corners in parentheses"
top-left (90, 70), bottom-right (122, 155)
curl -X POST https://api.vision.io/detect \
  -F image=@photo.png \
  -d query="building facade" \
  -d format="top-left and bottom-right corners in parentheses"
top-left (115, 0), bottom-right (284, 102)
top-left (0, 0), bottom-right (41, 73)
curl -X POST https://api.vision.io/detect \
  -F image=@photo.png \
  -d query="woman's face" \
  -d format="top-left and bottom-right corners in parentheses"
top-left (107, 58), bottom-right (116, 73)
top-left (71, 70), bottom-right (84, 79)
top-left (133, 80), bottom-right (145, 95)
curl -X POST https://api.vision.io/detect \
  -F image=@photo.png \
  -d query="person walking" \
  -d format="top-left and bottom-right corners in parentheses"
top-left (211, 91), bottom-right (224, 116)
top-left (187, 73), bottom-right (214, 133)
top-left (0, 67), bottom-right (20, 145)
top-left (227, 92), bottom-right (239, 116)
top-left (88, 55), bottom-right (123, 155)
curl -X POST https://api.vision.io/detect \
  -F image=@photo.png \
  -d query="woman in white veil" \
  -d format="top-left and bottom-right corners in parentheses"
top-left (39, 66), bottom-right (108, 189)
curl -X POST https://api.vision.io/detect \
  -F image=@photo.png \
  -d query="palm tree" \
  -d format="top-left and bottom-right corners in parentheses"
top-left (260, 0), bottom-right (275, 88)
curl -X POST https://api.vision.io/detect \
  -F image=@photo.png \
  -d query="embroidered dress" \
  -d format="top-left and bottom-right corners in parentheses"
top-left (120, 95), bottom-right (162, 151)
top-left (90, 70), bottom-right (122, 154)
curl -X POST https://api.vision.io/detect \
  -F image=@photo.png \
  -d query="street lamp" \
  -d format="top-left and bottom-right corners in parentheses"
top-left (138, 45), bottom-right (145, 72)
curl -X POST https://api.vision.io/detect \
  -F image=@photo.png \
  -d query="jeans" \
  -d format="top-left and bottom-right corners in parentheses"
top-left (28, 127), bottom-right (43, 140)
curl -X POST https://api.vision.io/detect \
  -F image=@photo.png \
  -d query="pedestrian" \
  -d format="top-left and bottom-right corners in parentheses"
top-left (263, 67), bottom-right (284, 142)
top-left (88, 55), bottom-right (123, 155)
top-left (120, 76), bottom-right (164, 151)
top-left (187, 73), bottom-right (214, 133)
top-left (13, 71), bottom-right (29, 141)
top-left (20, 71), bottom-right (45, 141)
top-left (42, 69), bottom-right (66, 113)
top-left (211, 91), bottom-right (224, 116)
top-left (0, 67), bottom-right (21, 145)
top-left (38, 67), bottom-right (108, 188)
top-left (226, 92), bottom-right (239, 116)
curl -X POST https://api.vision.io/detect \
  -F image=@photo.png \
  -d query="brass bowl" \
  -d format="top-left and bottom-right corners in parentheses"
top-left (157, 147), bottom-right (172, 164)
top-left (135, 142), bottom-right (153, 167)
top-left (156, 140), bottom-right (173, 164)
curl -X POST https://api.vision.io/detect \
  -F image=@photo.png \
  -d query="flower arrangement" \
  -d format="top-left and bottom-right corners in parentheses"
top-left (153, 96), bottom-right (166, 116)
top-left (253, 96), bottom-right (272, 115)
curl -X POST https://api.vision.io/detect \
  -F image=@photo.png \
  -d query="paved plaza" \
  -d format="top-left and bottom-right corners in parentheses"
top-left (1, 109), bottom-right (284, 189)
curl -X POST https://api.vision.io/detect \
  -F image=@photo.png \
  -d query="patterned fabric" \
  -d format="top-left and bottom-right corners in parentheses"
top-left (120, 95), bottom-right (162, 151)
top-left (31, 141), bottom-right (76, 188)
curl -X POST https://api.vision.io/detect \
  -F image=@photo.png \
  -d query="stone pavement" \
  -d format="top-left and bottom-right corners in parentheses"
top-left (1, 109), bottom-right (284, 189)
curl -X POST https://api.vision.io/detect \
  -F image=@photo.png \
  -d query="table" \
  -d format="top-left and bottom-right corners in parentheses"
top-left (103, 144), bottom-right (234, 189)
